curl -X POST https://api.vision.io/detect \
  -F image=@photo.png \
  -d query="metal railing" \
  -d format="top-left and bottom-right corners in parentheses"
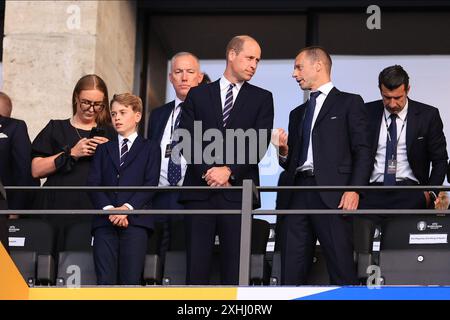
top-left (2, 180), bottom-right (450, 286)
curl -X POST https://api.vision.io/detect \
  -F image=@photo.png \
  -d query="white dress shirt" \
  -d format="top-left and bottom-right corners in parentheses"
top-left (297, 81), bottom-right (334, 172)
top-left (159, 97), bottom-right (188, 186)
top-left (370, 100), bottom-right (418, 183)
top-left (103, 131), bottom-right (139, 210)
top-left (220, 76), bottom-right (244, 110)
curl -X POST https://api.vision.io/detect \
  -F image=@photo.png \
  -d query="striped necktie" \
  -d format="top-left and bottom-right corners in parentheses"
top-left (223, 83), bottom-right (236, 127)
top-left (120, 138), bottom-right (129, 166)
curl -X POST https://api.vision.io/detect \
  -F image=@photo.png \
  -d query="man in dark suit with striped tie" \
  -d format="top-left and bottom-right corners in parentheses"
top-left (179, 35), bottom-right (274, 285)
top-left (147, 52), bottom-right (204, 260)
top-left (273, 46), bottom-right (372, 285)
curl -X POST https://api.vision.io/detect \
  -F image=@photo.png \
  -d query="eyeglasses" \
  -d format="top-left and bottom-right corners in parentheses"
top-left (79, 99), bottom-right (105, 112)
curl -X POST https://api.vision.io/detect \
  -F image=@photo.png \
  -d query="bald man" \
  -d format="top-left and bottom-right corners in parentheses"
top-left (274, 46), bottom-right (372, 285)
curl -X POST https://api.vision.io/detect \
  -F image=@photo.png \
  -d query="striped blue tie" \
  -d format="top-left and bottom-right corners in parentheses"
top-left (223, 83), bottom-right (236, 127)
top-left (120, 138), bottom-right (128, 166)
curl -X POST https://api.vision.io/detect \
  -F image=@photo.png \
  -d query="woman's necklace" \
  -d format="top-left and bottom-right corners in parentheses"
top-left (71, 117), bottom-right (91, 139)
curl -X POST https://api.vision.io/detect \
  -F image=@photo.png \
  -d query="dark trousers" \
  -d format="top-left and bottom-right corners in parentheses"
top-left (93, 224), bottom-right (149, 285)
top-left (354, 180), bottom-right (427, 253)
top-left (184, 193), bottom-right (241, 285)
top-left (153, 191), bottom-right (184, 261)
top-left (280, 175), bottom-right (358, 286)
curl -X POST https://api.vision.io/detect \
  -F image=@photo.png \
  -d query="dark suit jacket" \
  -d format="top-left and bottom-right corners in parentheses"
top-left (366, 99), bottom-right (448, 186)
top-left (278, 87), bottom-right (372, 209)
top-left (179, 80), bottom-right (274, 206)
top-left (147, 101), bottom-right (175, 144)
top-left (0, 116), bottom-right (37, 209)
top-left (87, 135), bottom-right (161, 231)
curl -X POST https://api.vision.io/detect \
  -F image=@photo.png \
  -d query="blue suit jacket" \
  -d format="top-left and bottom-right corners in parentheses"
top-left (0, 116), bottom-right (38, 209)
top-left (87, 135), bottom-right (160, 231)
top-left (147, 100), bottom-right (186, 211)
top-left (179, 80), bottom-right (274, 207)
top-left (278, 87), bottom-right (372, 209)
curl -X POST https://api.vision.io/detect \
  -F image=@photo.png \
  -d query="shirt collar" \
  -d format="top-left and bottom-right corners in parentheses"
top-left (220, 76), bottom-right (244, 91)
top-left (119, 131), bottom-right (138, 145)
top-left (313, 82), bottom-right (334, 97)
top-left (384, 99), bottom-right (408, 122)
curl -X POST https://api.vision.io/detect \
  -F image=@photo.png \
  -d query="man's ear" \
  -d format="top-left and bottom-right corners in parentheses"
top-left (315, 60), bottom-right (322, 73)
top-left (135, 111), bottom-right (142, 124)
top-left (228, 49), bottom-right (237, 62)
top-left (198, 72), bottom-right (204, 84)
top-left (406, 85), bottom-right (411, 95)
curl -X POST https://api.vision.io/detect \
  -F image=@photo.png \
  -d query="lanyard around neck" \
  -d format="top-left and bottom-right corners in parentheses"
top-left (383, 112), bottom-right (407, 153)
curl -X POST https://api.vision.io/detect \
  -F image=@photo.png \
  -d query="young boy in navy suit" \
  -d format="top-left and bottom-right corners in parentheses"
top-left (87, 93), bottom-right (160, 285)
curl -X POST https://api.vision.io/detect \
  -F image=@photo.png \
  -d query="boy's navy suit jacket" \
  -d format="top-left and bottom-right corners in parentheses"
top-left (87, 135), bottom-right (160, 231)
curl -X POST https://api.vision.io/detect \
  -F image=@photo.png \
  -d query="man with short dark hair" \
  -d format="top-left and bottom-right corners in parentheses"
top-left (356, 65), bottom-right (448, 249)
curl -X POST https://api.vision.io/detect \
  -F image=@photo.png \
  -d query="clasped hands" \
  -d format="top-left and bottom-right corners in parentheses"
top-left (203, 166), bottom-right (232, 187)
top-left (108, 205), bottom-right (129, 228)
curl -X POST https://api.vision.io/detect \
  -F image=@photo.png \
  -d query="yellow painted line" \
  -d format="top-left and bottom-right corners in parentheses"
top-left (29, 287), bottom-right (238, 300)
top-left (0, 243), bottom-right (29, 300)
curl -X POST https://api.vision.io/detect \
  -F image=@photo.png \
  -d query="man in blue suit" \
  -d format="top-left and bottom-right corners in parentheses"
top-left (88, 93), bottom-right (160, 285)
top-left (179, 35), bottom-right (274, 285)
top-left (147, 52), bottom-right (204, 258)
top-left (273, 46), bottom-right (372, 285)
top-left (0, 92), bottom-right (37, 215)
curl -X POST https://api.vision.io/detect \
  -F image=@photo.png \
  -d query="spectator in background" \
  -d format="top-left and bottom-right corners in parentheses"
top-left (356, 65), bottom-right (448, 249)
top-left (0, 92), bottom-right (37, 219)
top-left (31, 74), bottom-right (115, 251)
top-left (147, 52), bottom-right (204, 262)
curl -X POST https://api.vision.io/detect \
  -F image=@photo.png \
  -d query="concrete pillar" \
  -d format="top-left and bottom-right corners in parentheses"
top-left (2, 1), bottom-right (136, 140)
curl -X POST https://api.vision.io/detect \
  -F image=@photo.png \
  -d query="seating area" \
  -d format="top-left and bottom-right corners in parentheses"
top-left (7, 215), bottom-right (450, 286)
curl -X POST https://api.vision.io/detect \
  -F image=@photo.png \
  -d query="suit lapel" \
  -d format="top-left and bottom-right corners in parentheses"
top-left (313, 87), bottom-right (339, 127)
top-left (120, 135), bottom-right (144, 170)
top-left (157, 101), bottom-right (175, 144)
top-left (106, 138), bottom-right (120, 171)
top-left (372, 102), bottom-right (385, 155)
top-left (226, 82), bottom-right (250, 128)
top-left (209, 80), bottom-right (224, 129)
top-left (406, 99), bottom-right (420, 153)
